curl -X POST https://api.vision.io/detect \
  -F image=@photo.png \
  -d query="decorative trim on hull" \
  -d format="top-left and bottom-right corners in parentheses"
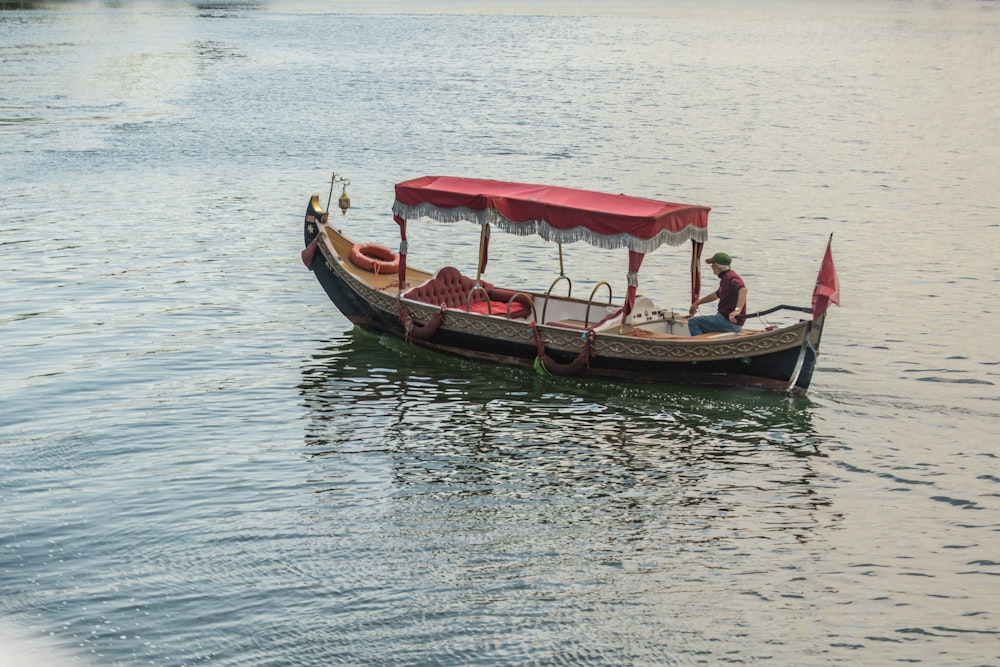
top-left (305, 214), bottom-right (823, 393)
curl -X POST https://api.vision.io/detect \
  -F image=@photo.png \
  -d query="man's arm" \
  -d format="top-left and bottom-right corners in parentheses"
top-left (689, 291), bottom-right (719, 316)
top-left (729, 287), bottom-right (748, 322)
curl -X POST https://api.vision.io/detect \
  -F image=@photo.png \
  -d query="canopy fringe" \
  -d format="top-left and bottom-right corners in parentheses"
top-left (391, 201), bottom-right (707, 254)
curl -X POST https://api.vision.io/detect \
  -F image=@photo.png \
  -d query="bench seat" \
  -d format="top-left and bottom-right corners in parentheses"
top-left (403, 267), bottom-right (531, 319)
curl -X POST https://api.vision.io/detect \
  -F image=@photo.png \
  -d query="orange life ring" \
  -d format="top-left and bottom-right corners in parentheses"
top-left (349, 243), bottom-right (400, 273)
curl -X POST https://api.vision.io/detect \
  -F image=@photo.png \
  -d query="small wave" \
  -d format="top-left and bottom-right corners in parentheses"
top-left (930, 495), bottom-right (981, 509)
top-left (897, 627), bottom-right (957, 637)
top-left (816, 366), bottom-right (854, 374)
top-left (927, 626), bottom-right (1000, 636)
top-left (915, 376), bottom-right (994, 385)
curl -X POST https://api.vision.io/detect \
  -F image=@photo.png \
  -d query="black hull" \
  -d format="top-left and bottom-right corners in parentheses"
top-left (304, 217), bottom-right (823, 394)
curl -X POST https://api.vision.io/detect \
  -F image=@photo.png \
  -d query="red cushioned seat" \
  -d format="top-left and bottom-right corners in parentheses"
top-left (404, 267), bottom-right (490, 308)
top-left (466, 299), bottom-right (531, 318)
top-left (403, 267), bottom-right (530, 319)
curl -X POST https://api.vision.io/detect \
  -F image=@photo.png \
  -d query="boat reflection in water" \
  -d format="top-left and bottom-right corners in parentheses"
top-left (298, 329), bottom-right (833, 545)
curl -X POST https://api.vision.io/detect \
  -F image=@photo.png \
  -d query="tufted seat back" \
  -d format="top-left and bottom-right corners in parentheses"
top-left (404, 267), bottom-right (493, 309)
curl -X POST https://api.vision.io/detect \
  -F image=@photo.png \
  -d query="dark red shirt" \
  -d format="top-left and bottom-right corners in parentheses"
top-left (715, 269), bottom-right (747, 324)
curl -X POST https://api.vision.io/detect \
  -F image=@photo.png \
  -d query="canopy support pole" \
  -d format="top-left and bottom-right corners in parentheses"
top-left (476, 224), bottom-right (490, 283)
top-left (691, 240), bottom-right (704, 304)
top-left (394, 216), bottom-right (409, 288)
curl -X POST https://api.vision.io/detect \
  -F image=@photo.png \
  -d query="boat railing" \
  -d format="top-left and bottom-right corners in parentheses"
top-left (507, 293), bottom-right (537, 322)
top-left (584, 281), bottom-right (613, 328)
top-left (466, 284), bottom-right (492, 314)
top-left (541, 275), bottom-right (572, 323)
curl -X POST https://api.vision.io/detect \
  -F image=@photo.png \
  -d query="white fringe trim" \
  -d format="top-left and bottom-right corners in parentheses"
top-left (392, 201), bottom-right (707, 254)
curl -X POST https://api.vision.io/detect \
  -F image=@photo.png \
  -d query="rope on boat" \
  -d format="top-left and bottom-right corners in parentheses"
top-left (398, 299), bottom-right (444, 343)
top-left (529, 323), bottom-right (595, 377)
top-left (301, 234), bottom-right (319, 269)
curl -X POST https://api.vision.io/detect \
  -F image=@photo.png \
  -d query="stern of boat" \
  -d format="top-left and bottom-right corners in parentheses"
top-left (786, 312), bottom-right (827, 393)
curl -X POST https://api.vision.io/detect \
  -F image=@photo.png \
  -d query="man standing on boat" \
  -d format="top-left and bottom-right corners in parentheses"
top-left (687, 252), bottom-right (748, 336)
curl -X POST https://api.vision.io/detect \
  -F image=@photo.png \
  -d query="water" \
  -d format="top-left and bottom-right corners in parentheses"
top-left (1, 1), bottom-right (998, 665)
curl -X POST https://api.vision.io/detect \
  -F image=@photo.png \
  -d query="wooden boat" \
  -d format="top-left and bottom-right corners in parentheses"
top-left (302, 174), bottom-right (839, 393)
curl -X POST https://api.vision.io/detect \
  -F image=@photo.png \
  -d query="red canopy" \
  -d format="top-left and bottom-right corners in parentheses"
top-left (393, 176), bottom-right (709, 254)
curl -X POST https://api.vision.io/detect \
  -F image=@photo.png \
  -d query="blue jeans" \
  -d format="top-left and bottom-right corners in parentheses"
top-left (687, 312), bottom-right (743, 336)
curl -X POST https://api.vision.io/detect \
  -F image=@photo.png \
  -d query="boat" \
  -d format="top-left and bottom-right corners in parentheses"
top-left (301, 173), bottom-right (839, 394)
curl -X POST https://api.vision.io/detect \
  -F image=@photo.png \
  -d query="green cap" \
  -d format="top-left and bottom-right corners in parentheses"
top-left (706, 252), bottom-right (732, 266)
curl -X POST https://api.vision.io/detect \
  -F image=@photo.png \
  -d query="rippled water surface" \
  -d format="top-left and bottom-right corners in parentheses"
top-left (1, 1), bottom-right (998, 665)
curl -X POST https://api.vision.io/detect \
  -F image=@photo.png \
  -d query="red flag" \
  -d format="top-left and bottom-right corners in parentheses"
top-left (811, 235), bottom-right (840, 318)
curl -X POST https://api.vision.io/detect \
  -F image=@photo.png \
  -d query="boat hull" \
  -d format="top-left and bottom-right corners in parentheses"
top-left (304, 212), bottom-right (822, 394)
